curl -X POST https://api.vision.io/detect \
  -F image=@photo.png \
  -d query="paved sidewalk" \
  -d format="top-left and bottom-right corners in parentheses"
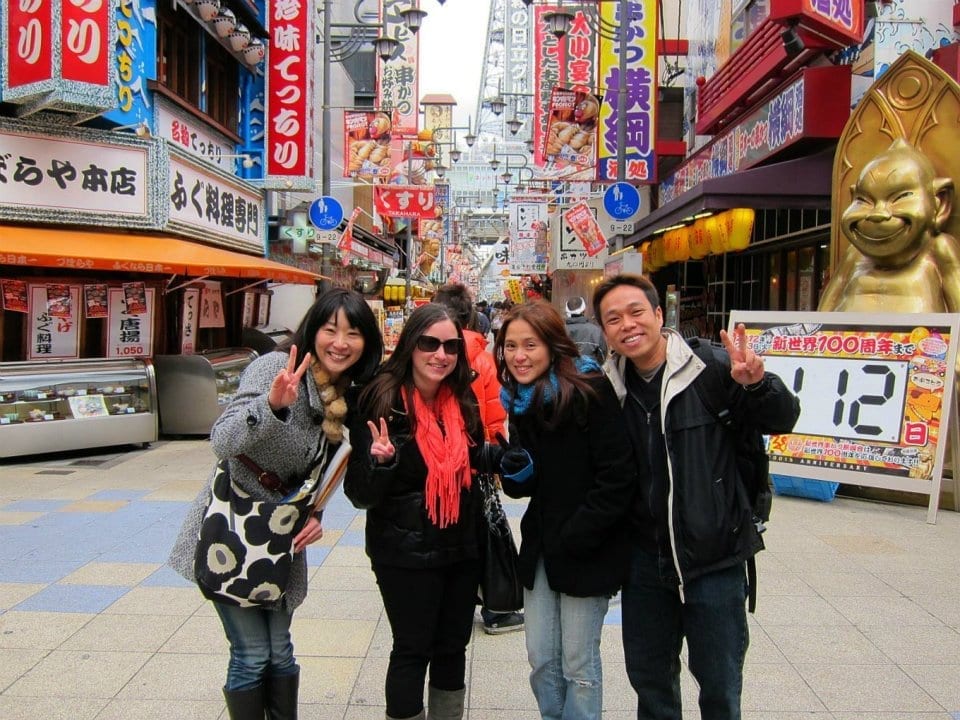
top-left (1, 439), bottom-right (960, 719)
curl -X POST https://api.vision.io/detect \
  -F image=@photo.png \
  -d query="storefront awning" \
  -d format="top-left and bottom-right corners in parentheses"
top-left (0, 225), bottom-right (325, 285)
top-left (627, 150), bottom-right (834, 246)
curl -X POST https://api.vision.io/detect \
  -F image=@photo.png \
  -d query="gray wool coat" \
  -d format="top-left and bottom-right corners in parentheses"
top-left (168, 351), bottom-right (331, 611)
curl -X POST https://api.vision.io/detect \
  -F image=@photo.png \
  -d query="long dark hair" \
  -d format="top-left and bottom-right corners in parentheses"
top-left (359, 304), bottom-right (479, 435)
top-left (493, 300), bottom-right (597, 429)
top-left (282, 288), bottom-right (384, 384)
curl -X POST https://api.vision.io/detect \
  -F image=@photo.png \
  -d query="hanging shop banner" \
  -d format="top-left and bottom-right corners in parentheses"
top-left (45, 284), bottom-right (73, 318)
top-left (242, 292), bottom-right (256, 328)
top-left (508, 198), bottom-right (550, 274)
top-left (122, 281), bottom-right (148, 315)
top-left (731, 311), bottom-right (960, 523)
top-left (1, 0), bottom-right (114, 112)
top-left (107, 287), bottom-right (155, 358)
top-left (378, 0), bottom-right (419, 136)
top-left (374, 185), bottom-right (435, 219)
top-left (533, 7), bottom-right (597, 169)
top-left (562, 201), bottom-right (607, 258)
top-left (503, 0), bottom-right (533, 122)
top-left (257, 293), bottom-right (270, 327)
top-left (83, 284), bottom-right (109, 319)
top-left (264, 0), bottom-right (314, 190)
top-left (181, 287), bottom-right (200, 355)
top-left (2, 279), bottom-right (28, 313)
top-left (344, 110), bottom-right (393, 179)
top-left (597, 0), bottom-right (658, 182)
top-left (28, 285), bottom-right (80, 360)
top-left (199, 280), bottom-right (225, 329)
top-left (101, 0), bottom-right (158, 128)
top-left (545, 87), bottom-right (600, 173)
top-left (422, 102), bottom-right (453, 144)
top-left (338, 207), bottom-right (363, 266)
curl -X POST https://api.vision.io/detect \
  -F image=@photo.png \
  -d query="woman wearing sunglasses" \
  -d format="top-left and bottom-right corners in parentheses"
top-left (344, 303), bottom-right (486, 720)
top-left (494, 300), bottom-right (636, 720)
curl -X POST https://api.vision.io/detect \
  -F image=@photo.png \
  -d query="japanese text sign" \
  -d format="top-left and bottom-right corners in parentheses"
top-left (374, 185), bottom-right (435, 219)
top-left (378, 0), bottom-right (419, 135)
top-left (597, 0), bottom-right (658, 182)
top-left (508, 198), bottom-right (549, 274)
top-left (563, 201), bottom-right (606, 257)
top-left (108, 287), bottom-right (155, 358)
top-left (731, 311), bottom-right (960, 523)
top-left (28, 285), bottom-right (80, 360)
top-left (265, 0), bottom-right (314, 188)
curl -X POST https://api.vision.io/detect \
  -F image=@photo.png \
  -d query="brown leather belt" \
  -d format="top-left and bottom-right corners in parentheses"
top-left (236, 454), bottom-right (283, 492)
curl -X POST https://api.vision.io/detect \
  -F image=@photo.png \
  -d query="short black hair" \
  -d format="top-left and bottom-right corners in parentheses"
top-left (591, 274), bottom-right (660, 328)
top-left (432, 283), bottom-right (474, 328)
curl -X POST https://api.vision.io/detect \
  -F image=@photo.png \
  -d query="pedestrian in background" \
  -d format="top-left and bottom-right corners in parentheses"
top-left (593, 274), bottom-right (799, 720)
top-left (345, 303), bottom-right (488, 720)
top-left (169, 288), bottom-right (383, 719)
top-left (432, 283), bottom-right (524, 635)
top-left (493, 300), bottom-right (637, 720)
top-left (564, 295), bottom-right (607, 364)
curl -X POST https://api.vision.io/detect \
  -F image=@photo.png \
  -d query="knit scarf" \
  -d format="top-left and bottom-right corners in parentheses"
top-left (403, 385), bottom-right (471, 528)
top-left (500, 355), bottom-right (601, 416)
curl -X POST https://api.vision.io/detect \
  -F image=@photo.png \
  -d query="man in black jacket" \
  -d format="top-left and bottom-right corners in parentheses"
top-left (592, 274), bottom-right (799, 720)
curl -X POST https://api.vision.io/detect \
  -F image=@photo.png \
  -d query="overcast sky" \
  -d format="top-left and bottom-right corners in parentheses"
top-left (418, 0), bottom-right (491, 132)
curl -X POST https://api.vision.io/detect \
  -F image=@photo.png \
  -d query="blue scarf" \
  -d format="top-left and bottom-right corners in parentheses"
top-left (500, 355), bottom-right (601, 416)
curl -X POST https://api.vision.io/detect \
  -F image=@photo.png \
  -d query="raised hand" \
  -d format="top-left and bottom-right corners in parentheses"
top-left (268, 344), bottom-right (312, 411)
top-left (719, 323), bottom-right (764, 387)
top-left (495, 432), bottom-right (533, 482)
top-left (367, 417), bottom-right (396, 464)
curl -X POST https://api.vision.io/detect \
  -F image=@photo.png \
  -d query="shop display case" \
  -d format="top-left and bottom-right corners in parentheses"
top-left (0, 358), bottom-right (158, 458)
top-left (153, 348), bottom-right (258, 436)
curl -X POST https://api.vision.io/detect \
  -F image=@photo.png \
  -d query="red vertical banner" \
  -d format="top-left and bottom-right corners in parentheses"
top-left (61, 0), bottom-right (110, 84)
top-left (265, 0), bottom-right (314, 188)
top-left (4, 0), bottom-right (53, 88)
top-left (532, 7), bottom-right (596, 170)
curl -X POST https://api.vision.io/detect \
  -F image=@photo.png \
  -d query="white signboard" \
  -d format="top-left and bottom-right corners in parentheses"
top-left (553, 202), bottom-right (607, 271)
top-left (0, 127), bottom-right (149, 217)
top-left (157, 100), bottom-right (237, 171)
top-left (198, 281), bottom-right (225, 329)
top-left (167, 153), bottom-right (265, 253)
top-left (28, 286), bottom-right (81, 360)
top-left (181, 287), bottom-right (200, 355)
top-left (508, 198), bottom-right (550, 274)
top-left (107, 287), bottom-right (155, 358)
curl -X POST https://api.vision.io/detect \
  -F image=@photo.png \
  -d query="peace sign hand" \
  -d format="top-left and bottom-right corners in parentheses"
top-left (367, 417), bottom-right (395, 465)
top-left (268, 344), bottom-right (312, 411)
top-left (719, 323), bottom-right (764, 387)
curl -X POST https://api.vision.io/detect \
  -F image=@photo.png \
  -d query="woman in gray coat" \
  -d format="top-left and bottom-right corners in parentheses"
top-left (169, 288), bottom-right (382, 720)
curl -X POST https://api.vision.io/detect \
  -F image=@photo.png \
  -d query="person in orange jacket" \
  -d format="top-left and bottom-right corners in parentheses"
top-left (432, 284), bottom-right (523, 635)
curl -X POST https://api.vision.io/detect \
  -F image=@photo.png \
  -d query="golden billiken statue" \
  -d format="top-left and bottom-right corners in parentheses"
top-left (819, 138), bottom-right (960, 313)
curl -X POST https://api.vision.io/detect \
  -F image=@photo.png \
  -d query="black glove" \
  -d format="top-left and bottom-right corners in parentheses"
top-left (496, 432), bottom-right (533, 482)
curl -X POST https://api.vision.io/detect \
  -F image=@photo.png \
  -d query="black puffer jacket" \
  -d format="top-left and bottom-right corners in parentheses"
top-left (344, 398), bottom-right (486, 568)
top-left (501, 375), bottom-right (637, 598)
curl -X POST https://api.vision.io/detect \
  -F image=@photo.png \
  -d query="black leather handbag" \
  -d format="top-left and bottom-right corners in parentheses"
top-left (477, 473), bottom-right (524, 613)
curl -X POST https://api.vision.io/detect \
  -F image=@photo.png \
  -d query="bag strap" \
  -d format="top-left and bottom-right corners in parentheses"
top-left (236, 454), bottom-right (283, 491)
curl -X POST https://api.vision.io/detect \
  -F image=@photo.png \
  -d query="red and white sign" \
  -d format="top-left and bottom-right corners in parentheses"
top-left (265, 0), bottom-right (314, 187)
top-left (181, 287), bottom-right (200, 355)
top-left (378, 0), bottom-right (419, 135)
top-left (374, 185), bottom-right (436, 219)
top-left (28, 285), bottom-right (80, 360)
top-left (564, 201), bottom-right (607, 257)
top-left (107, 287), bottom-right (155, 358)
top-left (61, 0), bottom-right (110, 85)
top-left (4, 0), bottom-right (53, 88)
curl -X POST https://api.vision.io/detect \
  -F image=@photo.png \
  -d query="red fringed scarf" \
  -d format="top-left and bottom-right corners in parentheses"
top-left (403, 385), bottom-right (471, 528)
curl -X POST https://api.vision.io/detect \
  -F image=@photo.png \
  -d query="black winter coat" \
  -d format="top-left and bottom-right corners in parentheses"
top-left (344, 398), bottom-right (486, 569)
top-left (501, 375), bottom-right (637, 598)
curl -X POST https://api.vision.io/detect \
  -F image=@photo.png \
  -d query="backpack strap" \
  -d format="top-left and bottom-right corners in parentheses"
top-left (687, 338), bottom-right (759, 613)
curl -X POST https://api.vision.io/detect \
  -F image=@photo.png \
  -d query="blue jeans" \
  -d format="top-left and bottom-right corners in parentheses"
top-left (524, 558), bottom-right (608, 720)
top-left (621, 548), bottom-right (748, 720)
top-left (214, 602), bottom-right (299, 691)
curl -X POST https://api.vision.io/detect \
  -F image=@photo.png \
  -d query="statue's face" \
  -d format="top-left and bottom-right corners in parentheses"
top-left (841, 152), bottom-right (935, 264)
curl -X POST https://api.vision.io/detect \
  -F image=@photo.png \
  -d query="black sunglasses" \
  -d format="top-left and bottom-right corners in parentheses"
top-left (416, 335), bottom-right (461, 354)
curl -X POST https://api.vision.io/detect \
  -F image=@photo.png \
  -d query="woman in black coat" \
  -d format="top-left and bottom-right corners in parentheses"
top-left (344, 304), bottom-right (486, 720)
top-left (493, 300), bottom-right (637, 720)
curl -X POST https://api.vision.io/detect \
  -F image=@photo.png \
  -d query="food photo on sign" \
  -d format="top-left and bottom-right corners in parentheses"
top-left (84, 284), bottom-right (109, 319)
top-left (545, 87), bottom-right (600, 170)
top-left (344, 110), bottom-right (393, 179)
top-left (2, 279), bottom-right (28, 313)
top-left (46, 284), bottom-right (73, 318)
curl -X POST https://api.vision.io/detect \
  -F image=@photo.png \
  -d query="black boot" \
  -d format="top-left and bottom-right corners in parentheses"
top-left (223, 684), bottom-right (267, 720)
top-left (265, 669), bottom-right (300, 720)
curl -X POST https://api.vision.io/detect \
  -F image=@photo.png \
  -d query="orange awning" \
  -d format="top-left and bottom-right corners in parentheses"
top-left (0, 225), bottom-right (325, 285)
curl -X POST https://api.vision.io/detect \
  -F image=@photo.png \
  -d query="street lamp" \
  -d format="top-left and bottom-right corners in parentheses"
top-left (319, 0), bottom-right (422, 196)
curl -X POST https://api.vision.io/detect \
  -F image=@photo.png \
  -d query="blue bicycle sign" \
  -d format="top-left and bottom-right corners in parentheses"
top-left (309, 196), bottom-right (344, 230)
top-left (603, 182), bottom-right (641, 220)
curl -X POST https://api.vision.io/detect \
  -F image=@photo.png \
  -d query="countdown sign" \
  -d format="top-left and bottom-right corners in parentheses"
top-left (731, 311), bottom-right (960, 522)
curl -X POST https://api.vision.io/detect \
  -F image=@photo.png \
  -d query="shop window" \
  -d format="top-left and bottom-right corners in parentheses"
top-left (157, 12), bottom-right (239, 133)
top-left (730, 0), bottom-right (770, 54)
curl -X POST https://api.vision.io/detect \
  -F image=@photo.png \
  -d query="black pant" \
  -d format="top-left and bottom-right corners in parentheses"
top-left (373, 558), bottom-right (480, 718)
